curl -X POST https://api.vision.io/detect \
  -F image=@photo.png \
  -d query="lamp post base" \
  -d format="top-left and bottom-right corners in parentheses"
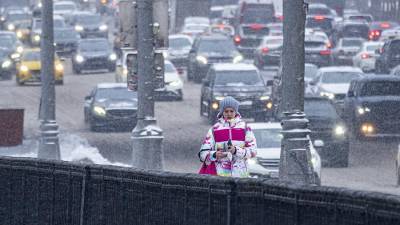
top-left (38, 120), bottom-right (60, 160)
top-left (131, 117), bottom-right (164, 170)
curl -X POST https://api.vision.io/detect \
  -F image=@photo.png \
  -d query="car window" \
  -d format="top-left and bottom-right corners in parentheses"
top-left (164, 63), bottom-right (176, 73)
top-left (341, 39), bottom-right (363, 47)
top-left (169, 37), bottom-right (192, 50)
top-left (242, 5), bottom-right (275, 24)
top-left (321, 72), bottom-right (363, 84)
top-left (305, 100), bottom-right (338, 118)
top-left (76, 15), bottom-right (101, 24)
top-left (360, 81), bottom-right (400, 96)
top-left (96, 88), bottom-right (138, 99)
top-left (342, 25), bottom-right (369, 38)
top-left (214, 70), bottom-right (264, 86)
top-left (198, 39), bottom-right (236, 54)
top-left (252, 128), bottom-right (282, 148)
top-left (80, 40), bottom-right (109, 51)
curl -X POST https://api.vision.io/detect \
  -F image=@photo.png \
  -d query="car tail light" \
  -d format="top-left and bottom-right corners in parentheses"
top-left (320, 50), bottom-right (331, 55)
top-left (380, 22), bottom-right (391, 29)
top-left (261, 47), bottom-right (269, 54)
top-left (250, 23), bottom-right (263, 30)
top-left (326, 41), bottom-right (332, 48)
top-left (369, 30), bottom-right (381, 40)
top-left (314, 15), bottom-right (325, 20)
top-left (361, 53), bottom-right (371, 59)
top-left (234, 35), bottom-right (241, 44)
top-left (275, 14), bottom-right (284, 22)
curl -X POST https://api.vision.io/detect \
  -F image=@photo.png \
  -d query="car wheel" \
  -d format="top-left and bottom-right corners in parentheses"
top-left (176, 90), bottom-right (183, 101)
top-left (89, 122), bottom-right (98, 132)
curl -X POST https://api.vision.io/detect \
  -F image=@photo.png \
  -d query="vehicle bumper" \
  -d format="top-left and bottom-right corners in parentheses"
top-left (237, 47), bottom-right (256, 58)
top-left (169, 57), bottom-right (188, 70)
top-left (359, 59), bottom-right (376, 72)
top-left (55, 44), bottom-right (77, 55)
top-left (18, 70), bottom-right (63, 82)
top-left (154, 87), bottom-right (182, 100)
top-left (335, 55), bottom-right (355, 65)
top-left (257, 54), bottom-right (280, 66)
top-left (91, 114), bottom-right (137, 128)
top-left (74, 58), bottom-right (115, 70)
top-left (79, 31), bottom-right (108, 38)
top-left (355, 118), bottom-right (400, 138)
top-left (305, 55), bottom-right (331, 67)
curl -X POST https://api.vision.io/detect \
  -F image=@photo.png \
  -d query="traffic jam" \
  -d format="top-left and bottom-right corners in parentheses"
top-left (1, 0), bottom-right (400, 190)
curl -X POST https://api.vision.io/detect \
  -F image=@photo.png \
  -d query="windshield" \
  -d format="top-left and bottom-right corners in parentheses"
top-left (308, 7), bottom-right (331, 15)
top-left (253, 128), bottom-right (282, 148)
top-left (7, 13), bottom-right (30, 22)
top-left (76, 15), bottom-right (101, 25)
top-left (305, 100), bottom-right (337, 118)
top-left (55, 30), bottom-right (78, 40)
top-left (321, 72), bottom-right (362, 84)
top-left (54, 4), bottom-right (75, 11)
top-left (215, 70), bottom-right (263, 86)
top-left (305, 65), bottom-right (318, 79)
top-left (306, 18), bottom-right (333, 30)
top-left (23, 51), bottom-right (40, 61)
top-left (96, 88), bottom-right (138, 99)
top-left (0, 37), bottom-right (13, 48)
top-left (80, 40), bottom-right (109, 52)
top-left (366, 45), bottom-right (381, 52)
top-left (242, 7), bottom-right (274, 24)
top-left (343, 25), bottom-right (369, 38)
top-left (305, 41), bottom-right (325, 49)
top-left (360, 81), bottom-right (400, 96)
top-left (198, 39), bottom-right (236, 54)
top-left (342, 39), bottom-right (363, 47)
top-left (169, 38), bottom-right (192, 49)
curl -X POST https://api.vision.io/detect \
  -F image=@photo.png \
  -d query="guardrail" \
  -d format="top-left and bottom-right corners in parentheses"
top-left (0, 156), bottom-right (399, 225)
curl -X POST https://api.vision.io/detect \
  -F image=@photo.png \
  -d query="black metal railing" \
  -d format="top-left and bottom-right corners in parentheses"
top-left (0, 156), bottom-right (399, 225)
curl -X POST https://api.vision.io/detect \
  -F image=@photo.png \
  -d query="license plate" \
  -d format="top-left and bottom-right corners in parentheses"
top-left (240, 100), bottom-right (252, 106)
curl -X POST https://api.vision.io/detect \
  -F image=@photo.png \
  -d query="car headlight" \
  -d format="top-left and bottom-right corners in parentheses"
top-left (334, 125), bottom-right (346, 136)
top-left (34, 34), bottom-right (41, 42)
top-left (266, 101), bottom-right (273, 109)
top-left (11, 53), bottom-right (20, 59)
top-left (109, 53), bottom-right (117, 61)
top-left (75, 55), bottom-right (84, 63)
top-left (162, 51), bottom-right (168, 58)
top-left (357, 106), bottom-right (370, 115)
top-left (16, 46), bottom-right (24, 54)
top-left (7, 24), bottom-right (15, 31)
top-left (169, 80), bottom-right (182, 87)
top-left (93, 106), bottom-right (106, 117)
top-left (260, 95), bottom-right (270, 101)
top-left (211, 101), bottom-right (219, 110)
top-left (1, 60), bottom-right (12, 69)
top-left (233, 55), bottom-right (243, 64)
top-left (248, 158), bottom-right (257, 165)
top-left (99, 24), bottom-right (108, 31)
top-left (55, 64), bottom-right (64, 71)
top-left (214, 96), bottom-right (225, 101)
top-left (196, 55), bottom-right (208, 64)
top-left (123, 68), bottom-right (128, 76)
top-left (361, 123), bottom-right (375, 134)
top-left (75, 25), bottom-right (84, 32)
top-left (16, 31), bottom-right (23, 38)
top-left (37, 2), bottom-right (42, 8)
top-left (320, 91), bottom-right (335, 100)
top-left (0, 17), bottom-right (5, 22)
top-left (20, 65), bottom-right (29, 72)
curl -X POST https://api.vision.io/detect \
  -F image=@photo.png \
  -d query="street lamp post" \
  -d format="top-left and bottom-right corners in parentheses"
top-left (279, 0), bottom-right (315, 185)
top-left (131, 0), bottom-right (164, 170)
top-left (38, 0), bottom-right (60, 160)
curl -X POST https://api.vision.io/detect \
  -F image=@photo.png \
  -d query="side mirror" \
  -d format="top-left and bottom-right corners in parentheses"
top-left (202, 79), bottom-right (210, 86)
top-left (84, 96), bottom-right (91, 101)
top-left (347, 91), bottom-right (354, 97)
top-left (313, 140), bottom-right (324, 148)
top-left (266, 80), bottom-right (274, 87)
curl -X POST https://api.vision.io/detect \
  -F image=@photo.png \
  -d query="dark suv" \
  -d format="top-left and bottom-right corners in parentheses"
top-left (375, 39), bottom-right (400, 74)
top-left (187, 34), bottom-right (242, 83)
top-left (305, 97), bottom-right (349, 167)
top-left (331, 21), bottom-right (369, 46)
top-left (200, 63), bottom-right (273, 124)
top-left (343, 76), bottom-right (400, 138)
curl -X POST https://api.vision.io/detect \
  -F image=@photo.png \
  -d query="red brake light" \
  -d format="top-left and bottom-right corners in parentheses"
top-left (314, 15), bottom-right (325, 20)
top-left (326, 42), bottom-right (332, 49)
top-left (380, 22), bottom-right (391, 29)
top-left (250, 23), bottom-right (263, 30)
top-left (234, 35), bottom-right (241, 44)
top-left (320, 50), bottom-right (331, 55)
top-left (261, 47), bottom-right (269, 54)
top-left (276, 14), bottom-right (284, 21)
top-left (361, 53), bottom-right (371, 59)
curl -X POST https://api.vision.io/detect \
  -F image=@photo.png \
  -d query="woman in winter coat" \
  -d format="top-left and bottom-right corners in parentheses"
top-left (199, 96), bottom-right (257, 178)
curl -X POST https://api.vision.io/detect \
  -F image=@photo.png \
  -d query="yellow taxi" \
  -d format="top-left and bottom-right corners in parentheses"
top-left (16, 49), bottom-right (64, 85)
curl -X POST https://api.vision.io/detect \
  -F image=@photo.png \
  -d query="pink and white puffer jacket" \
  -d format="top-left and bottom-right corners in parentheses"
top-left (199, 115), bottom-right (257, 177)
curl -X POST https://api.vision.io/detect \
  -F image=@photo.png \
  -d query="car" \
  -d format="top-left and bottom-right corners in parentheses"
top-left (187, 34), bottom-right (243, 83)
top-left (305, 28), bottom-right (332, 48)
top-left (16, 48), bottom-right (64, 85)
top-left (309, 66), bottom-right (364, 105)
top-left (84, 83), bottom-right (138, 131)
top-left (266, 23), bottom-right (283, 36)
top-left (305, 97), bottom-right (349, 167)
top-left (207, 24), bottom-right (235, 37)
top-left (180, 23), bottom-right (209, 37)
top-left (332, 37), bottom-right (364, 65)
top-left (2, 10), bottom-right (31, 32)
top-left (200, 63), bottom-right (273, 124)
top-left (306, 15), bottom-right (335, 36)
top-left (368, 21), bottom-right (399, 41)
top-left (234, 0), bottom-right (275, 26)
top-left (0, 49), bottom-right (14, 80)
top-left (54, 27), bottom-right (80, 56)
top-left (343, 75), bottom-right (400, 139)
top-left (375, 38), bottom-right (400, 74)
top-left (167, 34), bottom-right (193, 73)
top-left (234, 23), bottom-right (271, 58)
top-left (30, 16), bottom-right (67, 46)
top-left (0, 31), bottom-right (24, 60)
top-left (254, 36), bottom-right (283, 69)
top-left (154, 60), bottom-right (184, 101)
top-left (307, 3), bottom-right (336, 17)
top-left (70, 12), bottom-right (108, 38)
top-left (15, 20), bottom-right (31, 42)
top-left (247, 122), bottom-right (321, 183)
top-left (343, 13), bottom-right (373, 23)
top-left (304, 33), bottom-right (333, 67)
top-left (53, 1), bottom-right (78, 17)
top-left (379, 28), bottom-right (400, 42)
top-left (353, 41), bottom-right (384, 72)
top-left (331, 21), bottom-right (370, 46)
top-left (72, 38), bottom-right (117, 74)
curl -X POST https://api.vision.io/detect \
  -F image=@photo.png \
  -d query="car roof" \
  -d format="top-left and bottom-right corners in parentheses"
top-left (97, 83), bottom-right (128, 89)
top-left (308, 3), bottom-right (329, 8)
top-left (248, 122), bottom-right (282, 130)
top-left (199, 34), bottom-right (230, 41)
top-left (212, 63), bottom-right (257, 71)
top-left (318, 66), bottom-right (363, 73)
top-left (355, 75), bottom-right (400, 82)
top-left (341, 20), bottom-right (369, 26)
